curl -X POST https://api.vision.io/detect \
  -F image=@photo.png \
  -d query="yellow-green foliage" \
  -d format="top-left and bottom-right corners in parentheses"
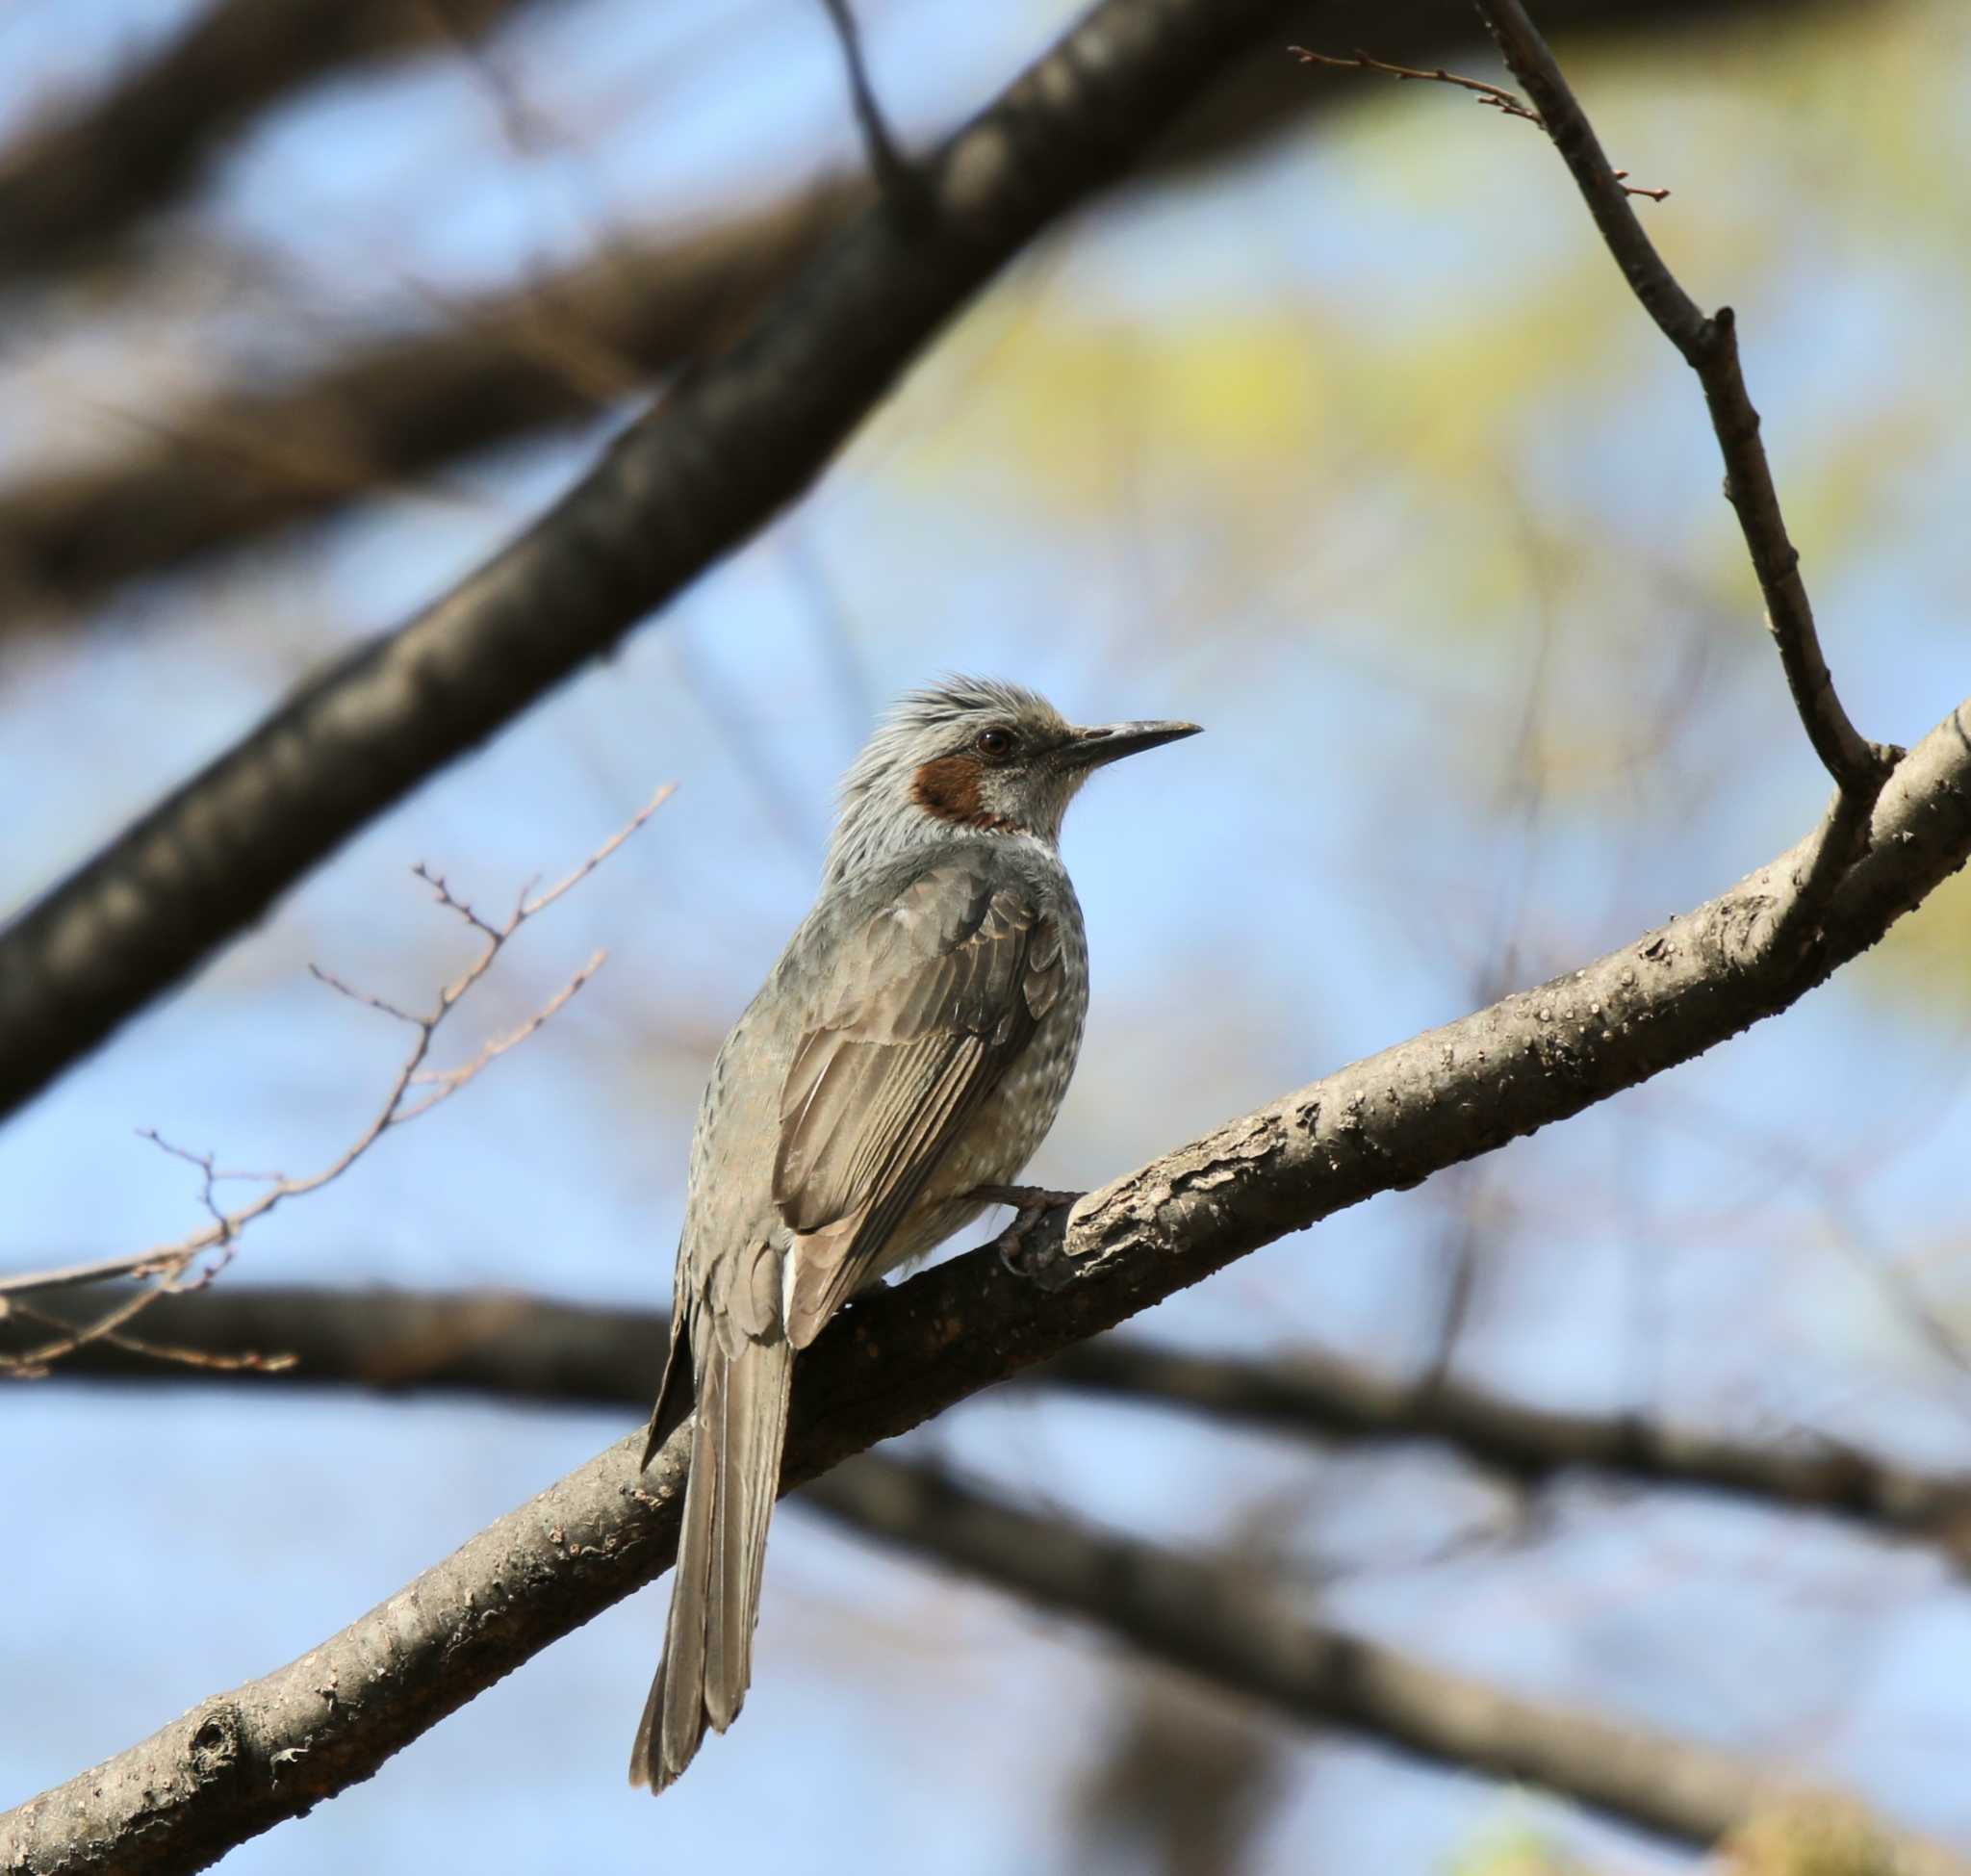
top-left (1721, 1800), bottom-right (1903, 1876)
top-left (1446, 1817), bottom-right (1589, 1876)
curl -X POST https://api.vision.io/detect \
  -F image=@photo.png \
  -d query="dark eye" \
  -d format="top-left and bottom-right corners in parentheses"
top-left (975, 727), bottom-right (1014, 758)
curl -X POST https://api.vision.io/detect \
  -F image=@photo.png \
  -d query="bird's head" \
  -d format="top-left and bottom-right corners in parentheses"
top-left (825, 677), bottom-right (1200, 886)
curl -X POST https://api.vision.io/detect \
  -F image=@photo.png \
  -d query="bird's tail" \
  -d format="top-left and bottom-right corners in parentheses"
top-left (629, 1333), bottom-right (794, 1792)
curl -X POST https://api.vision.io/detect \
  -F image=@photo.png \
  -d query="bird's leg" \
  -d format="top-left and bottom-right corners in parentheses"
top-left (969, 1185), bottom-right (1083, 1282)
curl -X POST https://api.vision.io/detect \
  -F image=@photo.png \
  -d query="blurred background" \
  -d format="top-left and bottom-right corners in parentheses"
top-left (4, 0), bottom-right (1971, 1869)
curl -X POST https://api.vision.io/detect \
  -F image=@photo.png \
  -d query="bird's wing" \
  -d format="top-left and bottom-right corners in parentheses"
top-left (771, 861), bottom-right (1065, 1347)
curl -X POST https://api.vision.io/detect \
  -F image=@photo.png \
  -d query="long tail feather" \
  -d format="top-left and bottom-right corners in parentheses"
top-left (628, 1334), bottom-right (793, 1791)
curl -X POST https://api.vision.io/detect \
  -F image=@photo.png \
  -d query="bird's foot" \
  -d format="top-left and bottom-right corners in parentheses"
top-left (971, 1185), bottom-right (1084, 1287)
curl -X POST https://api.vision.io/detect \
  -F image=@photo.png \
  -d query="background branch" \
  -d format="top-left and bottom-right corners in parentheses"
top-left (0, 181), bottom-right (862, 614)
top-left (23, 1280), bottom-right (1971, 1565)
top-left (7, 698), bottom-right (1970, 1869)
top-left (804, 1454), bottom-right (1966, 1866)
top-left (0, 0), bottom-right (535, 288)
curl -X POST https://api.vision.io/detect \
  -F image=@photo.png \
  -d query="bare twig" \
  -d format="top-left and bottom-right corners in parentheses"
top-left (1289, 45), bottom-right (1669, 197)
top-left (1293, 45), bottom-right (1539, 120)
top-left (1417, 1199), bottom-right (1485, 1396)
top-left (818, 0), bottom-right (918, 208)
top-left (0, 1290), bottom-right (297, 1380)
top-left (1467, 0), bottom-right (1898, 891)
top-left (0, 788), bottom-right (670, 1370)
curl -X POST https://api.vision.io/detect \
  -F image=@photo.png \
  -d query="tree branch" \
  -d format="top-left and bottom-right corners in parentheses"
top-left (1468, 0), bottom-right (1897, 837)
top-left (1048, 1339), bottom-right (1971, 1557)
top-left (0, 0), bottom-right (1817, 616)
top-left (818, 0), bottom-right (916, 208)
top-left (0, 0), bottom-right (1296, 1125)
top-left (6, 699), bottom-right (1970, 1872)
top-left (0, 0), bottom-right (534, 289)
top-left (22, 1280), bottom-right (1971, 1566)
top-left (0, 788), bottom-right (664, 1375)
top-left (804, 1455), bottom-right (1967, 1866)
top-left (0, 178), bottom-right (864, 612)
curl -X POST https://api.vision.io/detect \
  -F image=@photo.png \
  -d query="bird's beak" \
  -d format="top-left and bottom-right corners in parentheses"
top-left (1054, 718), bottom-right (1203, 773)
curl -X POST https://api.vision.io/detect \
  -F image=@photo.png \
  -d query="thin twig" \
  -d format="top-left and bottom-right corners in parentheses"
top-left (0, 788), bottom-right (672, 1370)
top-left (2, 1292), bottom-right (297, 1377)
top-left (1293, 45), bottom-right (1539, 121)
top-left (399, 950), bottom-right (604, 1119)
top-left (1466, 1), bottom-right (1898, 912)
top-left (1289, 46), bottom-right (1668, 199)
top-left (819, 0), bottom-right (919, 211)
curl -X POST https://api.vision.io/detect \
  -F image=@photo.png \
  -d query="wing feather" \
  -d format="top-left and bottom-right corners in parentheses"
top-left (771, 866), bottom-right (1061, 1347)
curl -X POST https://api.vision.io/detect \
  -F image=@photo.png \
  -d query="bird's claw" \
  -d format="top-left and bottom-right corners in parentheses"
top-left (973, 1185), bottom-right (1083, 1286)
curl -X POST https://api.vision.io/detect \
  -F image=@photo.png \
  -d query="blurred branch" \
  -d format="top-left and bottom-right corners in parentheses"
top-left (818, 0), bottom-right (916, 206)
top-left (0, 791), bottom-right (666, 1371)
top-left (804, 1455), bottom-right (1965, 1865)
top-left (1072, 1667), bottom-right (1285, 1876)
top-left (0, 0), bottom-right (1297, 1123)
top-left (0, 181), bottom-right (862, 612)
top-left (24, 1280), bottom-right (1971, 1567)
top-left (6, 700), bottom-right (1971, 1866)
top-left (1471, 0), bottom-right (1898, 906)
top-left (0, 0), bottom-right (538, 288)
top-left (2, 1284), bottom-right (661, 1401)
top-left (1047, 1339), bottom-right (1971, 1557)
top-left (0, 0), bottom-right (1816, 616)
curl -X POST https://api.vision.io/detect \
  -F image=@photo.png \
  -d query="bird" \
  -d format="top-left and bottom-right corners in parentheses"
top-left (629, 675), bottom-right (1200, 1793)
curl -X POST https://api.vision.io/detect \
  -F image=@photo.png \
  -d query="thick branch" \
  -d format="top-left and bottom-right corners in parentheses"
top-left (0, 0), bottom-right (1294, 1123)
top-left (804, 1456), bottom-right (1965, 1865)
top-left (0, 0), bottom-right (533, 287)
top-left (0, 0), bottom-right (1815, 613)
top-left (24, 1281), bottom-right (1971, 1563)
top-left (1470, 0), bottom-right (1893, 818)
top-left (5, 700), bottom-right (1969, 1873)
